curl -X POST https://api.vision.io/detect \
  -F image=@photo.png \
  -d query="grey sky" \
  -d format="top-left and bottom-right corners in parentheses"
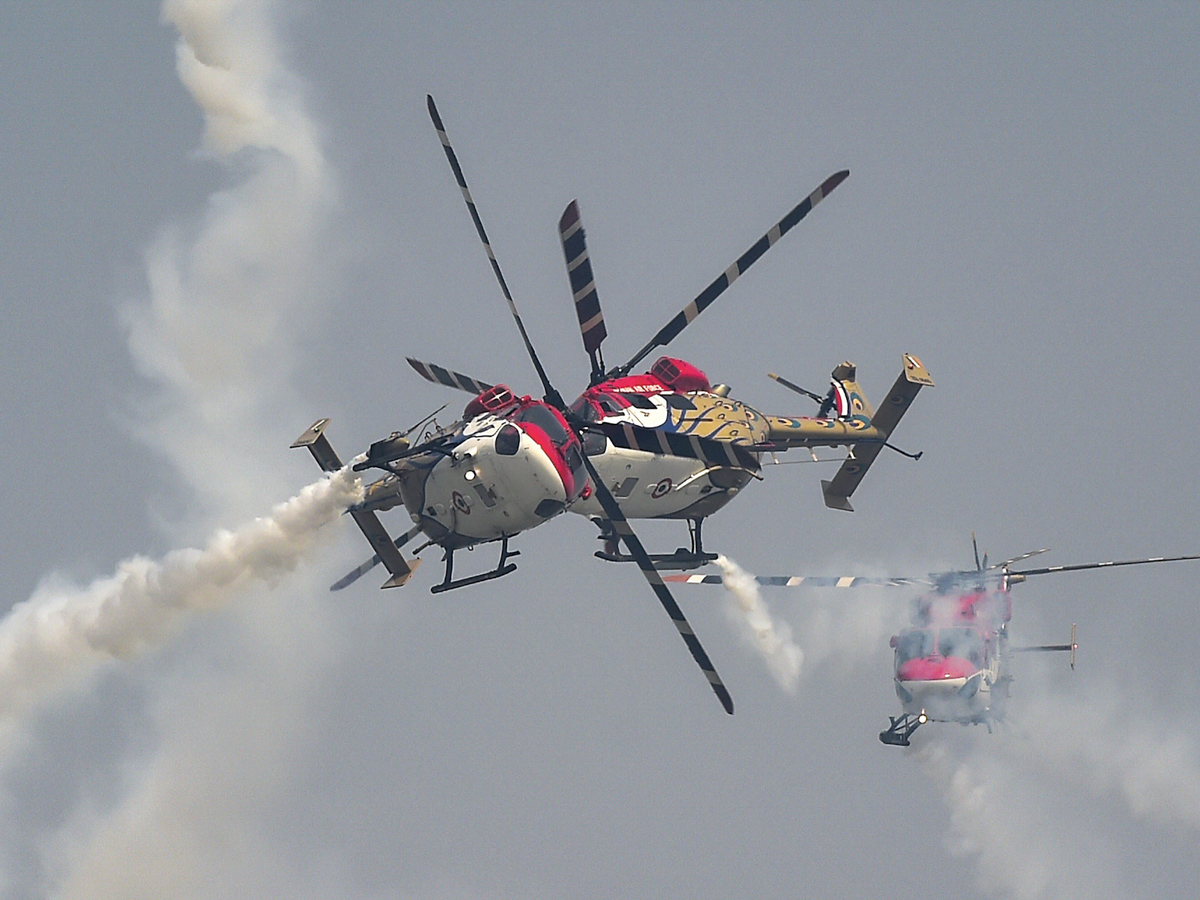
top-left (2, 3), bottom-right (1199, 898)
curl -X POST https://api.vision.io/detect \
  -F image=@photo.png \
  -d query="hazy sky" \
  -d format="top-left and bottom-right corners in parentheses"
top-left (2, 3), bottom-right (1199, 898)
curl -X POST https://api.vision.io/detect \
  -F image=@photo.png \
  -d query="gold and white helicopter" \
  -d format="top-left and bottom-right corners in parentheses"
top-left (292, 96), bottom-right (933, 714)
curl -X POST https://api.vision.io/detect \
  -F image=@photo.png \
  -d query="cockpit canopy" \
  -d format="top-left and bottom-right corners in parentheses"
top-left (510, 402), bottom-right (587, 499)
top-left (893, 626), bottom-right (986, 668)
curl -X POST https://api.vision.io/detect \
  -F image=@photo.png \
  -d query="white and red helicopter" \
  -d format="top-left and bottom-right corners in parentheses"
top-left (667, 538), bottom-right (1200, 737)
top-left (292, 96), bottom-right (933, 714)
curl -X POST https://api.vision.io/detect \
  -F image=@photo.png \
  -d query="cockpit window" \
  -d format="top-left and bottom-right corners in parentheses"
top-left (582, 430), bottom-right (608, 456)
top-left (894, 630), bottom-right (936, 665)
top-left (621, 392), bottom-right (657, 410)
top-left (938, 627), bottom-right (985, 665)
top-left (569, 396), bottom-right (600, 424)
top-left (895, 627), bottom-right (986, 666)
top-left (516, 404), bottom-right (570, 444)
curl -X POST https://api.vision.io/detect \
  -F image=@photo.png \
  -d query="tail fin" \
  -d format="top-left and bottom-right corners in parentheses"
top-left (291, 419), bottom-right (421, 588)
top-left (821, 354), bottom-right (933, 511)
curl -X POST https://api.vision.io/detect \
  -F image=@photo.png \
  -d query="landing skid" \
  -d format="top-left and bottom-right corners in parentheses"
top-left (593, 516), bottom-right (716, 571)
top-left (594, 547), bottom-right (718, 571)
top-left (879, 714), bottom-right (924, 746)
top-left (430, 536), bottom-right (520, 594)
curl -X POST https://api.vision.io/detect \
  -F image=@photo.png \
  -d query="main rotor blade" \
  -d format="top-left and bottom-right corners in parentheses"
top-left (559, 200), bottom-right (608, 384)
top-left (426, 95), bottom-right (564, 409)
top-left (664, 573), bottom-right (930, 589)
top-left (1011, 553), bottom-right (1200, 579)
top-left (993, 548), bottom-right (1051, 570)
top-left (407, 358), bottom-right (494, 395)
top-left (613, 169), bottom-right (849, 378)
top-left (582, 453), bottom-right (733, 714)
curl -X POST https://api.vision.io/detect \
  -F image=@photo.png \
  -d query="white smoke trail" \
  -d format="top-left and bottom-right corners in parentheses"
top-left (919, 680), bottom-right (1200, 899)
top-left (715, 554), bottom-right (802, 693)
top-left (0, 468), bottom-right (361, 724)
top-left (123, 0), bottom-right (336, 528)
top-left (0, 2), bottom-right (360, 893)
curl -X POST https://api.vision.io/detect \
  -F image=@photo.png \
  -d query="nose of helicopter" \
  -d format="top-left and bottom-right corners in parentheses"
top-left (408, 423), bottom-right (573, 544)
top-left (895, 657), bottom-right (985, 721)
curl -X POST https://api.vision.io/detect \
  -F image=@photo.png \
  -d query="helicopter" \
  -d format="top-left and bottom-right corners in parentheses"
top-left (292, 95), bottom-right (933, 715)
top-left (665, 538), bottom-right (1200, 737)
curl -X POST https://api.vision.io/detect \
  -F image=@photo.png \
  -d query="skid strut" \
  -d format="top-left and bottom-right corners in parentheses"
top-left (430, 536), bottom-right (520, 594)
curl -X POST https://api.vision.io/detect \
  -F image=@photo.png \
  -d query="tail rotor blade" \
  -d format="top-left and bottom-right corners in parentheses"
top-left (582, 452), bottom-right (734, 714)
top-left (559, 200), bottom-right (608, 384)
top-left (767, 372), bottom-right (825, 405)
top-left (426, 95), bottom-right (564, 409)
top-left (613, 169), bottom-right (849, 378)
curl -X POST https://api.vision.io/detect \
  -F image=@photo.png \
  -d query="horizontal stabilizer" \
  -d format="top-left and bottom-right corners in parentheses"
top-left (292, 419), bottom-right (421, 589)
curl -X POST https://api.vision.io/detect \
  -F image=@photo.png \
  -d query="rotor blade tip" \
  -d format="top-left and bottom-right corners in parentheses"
top-left (559, 199), bottom-right (580, 229)
top-left (824, 169), bottom-right (850, 192)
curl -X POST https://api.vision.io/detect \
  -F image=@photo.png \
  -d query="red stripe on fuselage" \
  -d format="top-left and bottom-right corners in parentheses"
top-left (897, 657), bottom-right (978, 682)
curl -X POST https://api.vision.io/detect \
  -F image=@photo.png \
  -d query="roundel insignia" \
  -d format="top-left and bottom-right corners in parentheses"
top-left (452, 490), bottom-right (471, 514)
top-left (651, 478), bottom-right (672, 499)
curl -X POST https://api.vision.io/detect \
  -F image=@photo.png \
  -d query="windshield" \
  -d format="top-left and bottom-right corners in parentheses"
top-left (895, 627), bottom-right (985, 667)
top-left (515, 404), bottom-right (570, 445)
top-left (937, 627), bottom-right (985, 666)
top-left (894, 630), bottom-right (936, 665)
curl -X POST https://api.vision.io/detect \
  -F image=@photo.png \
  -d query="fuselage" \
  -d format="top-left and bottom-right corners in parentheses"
top-left (359, 354), bottom-right (880, 552)
top-left (891, 589), bottom-right (1013, 724)
top-left (566, 356), bottom-right (765, 520)
top-left (357, 389), bottom-right (587, 549)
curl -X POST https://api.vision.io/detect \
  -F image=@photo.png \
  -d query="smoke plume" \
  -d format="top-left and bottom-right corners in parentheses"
top-left (0, 1), bottom-right (351, 896)
top-left (714, 555), bottom-right (802, 692)
top-left (0, 468), bottom-right (360, 724)
top-left (919, 672), bottom-right (1200, 899)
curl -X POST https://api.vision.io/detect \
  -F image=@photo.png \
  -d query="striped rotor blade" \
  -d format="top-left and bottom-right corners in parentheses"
top-left (598, 422), bottom-right (761, 471)
top-left (426, 95), bottom-right (562, 407)
top-left (559, 200), bottom-right (607, 379)
top-left (1010, 644), bottom-right (1075, 653)
top-left (992, 548), bottom-right (1051, 570)
top-left (664, 574), bottom-right (929, 588)
top-left (583, 454), bottom-right (733, 714)
top-left (330, 526), bottom-right (421, 591)
top-left (616, 169), bottom-right (849, 377)
top-left (1012, 553), bottom-right (1200, 579)
top-left (406, 358), bottom-right (493, 395)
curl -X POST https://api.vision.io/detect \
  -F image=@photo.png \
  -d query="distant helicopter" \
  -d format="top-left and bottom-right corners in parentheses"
top-left (666, 538), bottom-right (1200, 736)
top-left (292, 95), bottom-right (933, 714)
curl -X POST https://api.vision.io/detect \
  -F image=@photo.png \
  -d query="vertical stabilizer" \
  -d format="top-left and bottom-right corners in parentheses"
top-left (291, 419), bottom-right (420, 588)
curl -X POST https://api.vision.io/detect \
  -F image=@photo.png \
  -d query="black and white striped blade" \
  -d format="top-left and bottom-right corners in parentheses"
top-left (406, 358), bottom-right (493, 395)
top-left (664, 574), bottom-right (929, 588)
top-left (331, 526), bottom-right (422, 591)
top-left (616, 169), bottom-right (850, 377)
top-left (582, 454), bottom-right (734, 714)
top-left (426, 95), bottom-right (562, 408)
top-left (1011, 553), bottom-right (1200, 579)
top-left (559, 200), bottom-right (607, 376)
